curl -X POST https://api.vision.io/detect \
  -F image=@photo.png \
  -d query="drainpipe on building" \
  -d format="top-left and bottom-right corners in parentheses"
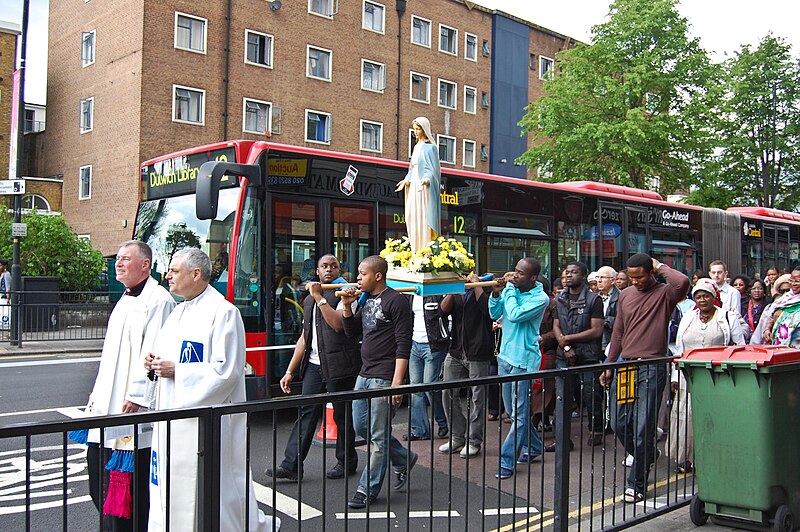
top-left (395, 1), bottom-right (406, 160)
top-left (222, 0), bottom-right (232, 140)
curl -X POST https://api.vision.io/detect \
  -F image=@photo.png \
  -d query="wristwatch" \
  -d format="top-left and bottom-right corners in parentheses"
top-left (318, 297), bottom-right (328, 307)
top-left (564, 345), bottom-right (572, 352)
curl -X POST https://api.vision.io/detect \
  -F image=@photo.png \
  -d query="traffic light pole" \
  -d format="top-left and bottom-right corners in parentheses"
top-left (11, 0), bottom-right (30, 347)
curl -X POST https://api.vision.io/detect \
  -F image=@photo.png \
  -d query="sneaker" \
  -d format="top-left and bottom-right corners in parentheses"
top-left (438, 441), bottom-right (465, 454)
top-left (620, 487), bottom-right (644, 503)
top-left (656, 427), bottom-right (665, 441)
top-left (459, 444), bottom-right (480, 458)
top-left (517, 452), bottom-right (541, 463)
top-left (265, 465), bottom-right (301, 481)
top-left (393, 452), bottom-right (418, 490)
top-left (401, 433), bottom-right (429, 441)
top-left (495, 467), bottom-right (513, 480)
top-left (544, 440), bottom-right (574, 452)
top-left (326, 462), bottom-right (357, 479)
top-left (348, 491), bottom-right (377, 509)
top-left (623, 454), bottom-right (634, 467)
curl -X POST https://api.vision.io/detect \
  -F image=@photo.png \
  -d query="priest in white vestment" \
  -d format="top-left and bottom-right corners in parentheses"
top-left (146, 247), bottom-right (280, 531)
top-left (85, 240), bottom-right (175, 531)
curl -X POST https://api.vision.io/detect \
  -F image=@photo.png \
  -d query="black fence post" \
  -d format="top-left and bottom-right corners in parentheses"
top-left (553, 373), bottom-right (573, 532)
top-left (197, 408), bottom-right (221, 532)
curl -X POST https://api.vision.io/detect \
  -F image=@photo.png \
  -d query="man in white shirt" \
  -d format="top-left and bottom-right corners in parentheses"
top-left (709, 260), bottom-right (741, 316)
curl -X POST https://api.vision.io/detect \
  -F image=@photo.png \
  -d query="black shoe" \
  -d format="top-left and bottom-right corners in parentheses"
top-left (265, 465), bottom-right (301, 481)
top-left (326, 462), bottom-right (358, 479)
top-left (544, 440), bottom-right (575, 452)
top-left (437, 426), bottom-right (449, 439)
top-left (393, 452), bottom-right (418, 490)
top-left (401, 433), bottom-right (429, 441)
top-left (348, 491), bottom-right (377, 509)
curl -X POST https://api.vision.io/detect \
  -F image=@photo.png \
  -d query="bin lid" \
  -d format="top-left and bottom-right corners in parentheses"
top-left (680, 344), bottom-right (800, 367)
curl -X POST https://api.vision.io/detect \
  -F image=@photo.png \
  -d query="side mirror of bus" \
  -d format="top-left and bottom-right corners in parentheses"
top-left (196, 161), bottom-right (262, 220)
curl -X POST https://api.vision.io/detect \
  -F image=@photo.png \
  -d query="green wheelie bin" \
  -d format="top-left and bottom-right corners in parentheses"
top-left (677, 345), bottom-right (800, 531)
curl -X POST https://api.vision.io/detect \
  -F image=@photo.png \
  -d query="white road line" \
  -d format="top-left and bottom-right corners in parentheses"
top-left (0, 475), bottom-right (89, 496)
top-left (55, 407), bottom-right (87, 419)
top-left (0, 406), bottom-right (85, 418)
top-left (481, 507), bottom-right (539, 516)
top-left (0, 487), bottom-right (74, 502)
top-left (252, 481), bottom-right (322, 521)
top-left (336, 511), bottom-right (397, 519)
top-left (0, 494), bottom-right (93, 515)
top-left (0, 357), bottom-right (100, 368)
top-left (408, 510), bottom-right (461, 518)
top-left (0, 445), bottom-right (85, 457)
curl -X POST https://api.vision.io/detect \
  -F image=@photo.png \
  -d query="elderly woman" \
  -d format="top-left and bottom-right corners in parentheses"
top-left (751, 273), bottom-right (792, 344)
top-left (763, 268), bottom-right (800, 347)
top-left (395, 117), bottom-right (441, 254)
top-left (670, 278), bottom-right (746, 473)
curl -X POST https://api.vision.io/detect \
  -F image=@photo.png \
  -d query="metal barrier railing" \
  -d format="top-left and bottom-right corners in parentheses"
top-left (0, 357), bottom-right (695, 531)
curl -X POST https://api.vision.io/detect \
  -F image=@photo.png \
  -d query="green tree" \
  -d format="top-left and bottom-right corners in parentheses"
top-left (690, 34), bottom-right (800, 210)
top-left (0, 210), bottom-right (105, 291)
top-left (518, 0), bottom-right (717, 194)
top-left (164, 222), bottom-right (200, 264)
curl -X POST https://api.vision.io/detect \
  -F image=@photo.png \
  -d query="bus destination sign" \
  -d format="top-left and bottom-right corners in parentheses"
top-left (141, 147), bottom-right (237, 201)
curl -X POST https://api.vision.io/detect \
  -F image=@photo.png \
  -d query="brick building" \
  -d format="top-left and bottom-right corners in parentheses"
top-left (1, 20), bottom-right (21, 182)
top-left (42, 0), bottom-right (575, 254)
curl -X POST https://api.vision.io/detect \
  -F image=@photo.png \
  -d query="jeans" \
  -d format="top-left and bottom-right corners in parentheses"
top-left (280, 363), bottom-right (357, 473)
top-left (610, 362), bottom-right (668, 494)
top-left (408, 341), bottom-right (447, 438)
top-left (442, 355), bottom-right (490, 447)
top-left (556, 357), bottom-right (605, 433)
top-left (498, 358), bottom-right (541, 470)
top-left (352, 376), bottom-right (414, 498)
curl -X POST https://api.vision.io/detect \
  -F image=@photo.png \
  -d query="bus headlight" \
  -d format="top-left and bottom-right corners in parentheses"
top-left (244, 362), bottom-right (255, 376)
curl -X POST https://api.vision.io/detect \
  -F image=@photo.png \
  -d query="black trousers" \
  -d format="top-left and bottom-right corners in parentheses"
top-left (87, 445), bottom-right (150, 532)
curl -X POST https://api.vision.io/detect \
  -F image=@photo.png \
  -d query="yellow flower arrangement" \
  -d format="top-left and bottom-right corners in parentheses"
top-left (380, 236), bottom-right (475, 276)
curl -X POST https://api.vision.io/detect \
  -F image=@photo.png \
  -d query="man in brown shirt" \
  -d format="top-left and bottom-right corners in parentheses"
top-left (600, 253), bottom-right (689, 503)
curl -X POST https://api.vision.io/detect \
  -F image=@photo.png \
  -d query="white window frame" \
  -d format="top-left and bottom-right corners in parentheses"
top-left (308, 0), bottom-right (336, 18)
top-left (361, 59), bottom-right (386, 93)
top-left (305, 109), bottom-right (332, 145)
top-left (172, 84), bottom-right (206, 126)
top-left (409, 71), bottom-right (430, 104)
top-left (174, 12), bottom-right (207, 54)
top-left (411, 16), bottom-right (431, 48)
top-left (244, 29), bottom-right (274, 69)
top-left (80, 97), bottom-right (94, 133)
top-left (359, 119), bottom-right (383, 153)
top-left (242, 98), bottom-right (273, 135)
top-left (81, 30), bottom-right (95, 67)
top-left (362, 1), bottom-right (385, 34)
top-left (462, 139), bottom-right (476, 168)
top-left (539, 55), bottom-right (555, 80)
top-left (79, 165), bottom-right (92, 200)
top-left (438, 24), bottom-right (458, 56)
top-left (438, 78), bottom-right (457, 110)
top-left (437, 134), bottom-right (456, 165)
top-left (463, 86), bottom-right (477, 114)
top-left (307, 45), bottom-right (333, 82)
top-left (465, 32), bottom-right (478, 62)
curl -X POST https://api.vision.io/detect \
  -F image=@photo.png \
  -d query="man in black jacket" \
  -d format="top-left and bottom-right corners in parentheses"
top-left (266, 254), bottom-right (361, 481)
top-left (549, 261), bottom-right (605, 450)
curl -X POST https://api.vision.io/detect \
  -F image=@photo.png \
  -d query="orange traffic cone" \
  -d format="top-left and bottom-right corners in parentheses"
top-left (312, 402), bottom-right (337, 448)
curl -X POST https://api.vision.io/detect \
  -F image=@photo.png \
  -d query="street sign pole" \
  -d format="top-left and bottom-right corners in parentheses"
top-left (11, 0), bottom-right (30, 348)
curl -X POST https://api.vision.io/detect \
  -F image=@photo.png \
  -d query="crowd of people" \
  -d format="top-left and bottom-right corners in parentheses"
top-left (76, 239), bottom-right (800, 528)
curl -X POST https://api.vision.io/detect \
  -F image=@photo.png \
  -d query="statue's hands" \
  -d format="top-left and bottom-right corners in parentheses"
top-left (420, 178), bottom-right (430, 187)
top-left (395, 180), bottom-right (409, 192)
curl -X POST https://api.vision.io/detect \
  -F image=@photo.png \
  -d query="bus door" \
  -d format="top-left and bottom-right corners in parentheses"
top-left (625, 206), bottom-right (649, 258)
top-left (764, 224), bottom-right (790, 272)
top-left (485, 212), bottom-right (552, 281)
top-left (597, 203), bottom-right (624, 271)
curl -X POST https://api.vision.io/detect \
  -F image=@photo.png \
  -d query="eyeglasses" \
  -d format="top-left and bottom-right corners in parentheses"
top-left (778, 288), bottom-right (790, 294)
top-left (789, 279), bottom-right (800, 285)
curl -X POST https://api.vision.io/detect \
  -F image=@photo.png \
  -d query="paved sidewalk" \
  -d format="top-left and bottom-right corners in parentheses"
top-left (0, 338), bottom-right (103, 357)
top-left (628, 508), bottom-right (742, 531)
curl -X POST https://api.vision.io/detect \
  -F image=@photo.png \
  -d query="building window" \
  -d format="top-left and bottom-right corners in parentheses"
top-left (361, 60), bottom-right (385, 93)
top-left (411, 16), bottom-right (431, 48)
top-left (438, 135), bottom-right (456, 164)
top-left (309, 0), bottom-right (336, 17)
top-left (408, 128), bottom-right (416, 158)
top-left (80, 97), bottom-right (93, 133)
top-left (79, 165), bottom-right (92, 200)
top-left (243, 98), bottom-right (272, 134)
top-left (174, 12), bottom-right (207, 54)
top-left (540, 56), bottom-right (555, 80)
top-left (465, 33), bottom-right (477, 61)
top-left (245, 30), bottom-right (273, 68)
top-left (410, 71), bottom-right (430, 103)
top-left (529, 53), bottom-right (536, 70)
top-left (305, 109), bottom-right (332, 144)
top-left (439, 24), bottom-right (457, 55)
top-left (481, 91), bottom-right (489, 108)
top-left (307, 45), bottom-right (332, 81)
top-left (363, 1), bottom-right (384, 33)
top-left (172, 85), bottom-right (205, 125)
top-left (438, 79), bottom-right (457, 109)
top-left (81, 30), bottom-right (95, 67)
top-left (464, 86), bottom-right (476, 114)
top-left (482, 39), bottom-right (489, 56)
top-left (480, 143), bottom-right (488, 161)
top-left (360, 120), bottom-right (383, 153)
top-left (463, 139), bottom-right (476, 168)
top-left (21, 194), bottom-right (51, 211)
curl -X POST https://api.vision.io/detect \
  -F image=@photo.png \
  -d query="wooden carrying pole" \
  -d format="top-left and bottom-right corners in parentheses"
top-left (335, 286), bottom-right (417, 297)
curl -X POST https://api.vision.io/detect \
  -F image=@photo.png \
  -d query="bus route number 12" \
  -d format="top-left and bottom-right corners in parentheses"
top-left (453, 215), bottom-right (466, 234)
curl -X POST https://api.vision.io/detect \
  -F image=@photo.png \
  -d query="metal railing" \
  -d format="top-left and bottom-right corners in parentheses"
top-left (0, 357), bottom-right (695, 530)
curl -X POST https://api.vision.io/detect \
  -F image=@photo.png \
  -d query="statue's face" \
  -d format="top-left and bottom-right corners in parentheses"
top-left (412, 122), bottom-right (426, 142)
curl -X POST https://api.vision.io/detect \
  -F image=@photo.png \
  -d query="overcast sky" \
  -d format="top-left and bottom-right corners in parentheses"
top-left (1, 0), bottom-right (799, 105)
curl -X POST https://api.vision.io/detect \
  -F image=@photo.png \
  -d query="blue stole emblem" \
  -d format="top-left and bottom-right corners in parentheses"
top-left (180, 341), bottom-right (204, 363)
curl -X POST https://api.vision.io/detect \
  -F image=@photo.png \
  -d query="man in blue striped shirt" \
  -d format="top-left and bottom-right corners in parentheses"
top-left (489, 258), bottom-right (550, 479)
